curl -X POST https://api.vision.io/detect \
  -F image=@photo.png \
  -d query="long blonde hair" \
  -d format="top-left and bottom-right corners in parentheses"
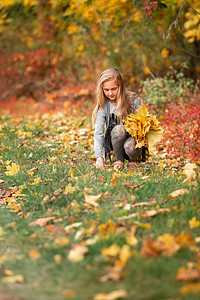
top-left (92, 68), bottom-right (131, 127)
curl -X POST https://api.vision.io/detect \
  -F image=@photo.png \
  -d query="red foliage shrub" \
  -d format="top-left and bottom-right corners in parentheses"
top-left (162, 98), bottom-right (200, 162)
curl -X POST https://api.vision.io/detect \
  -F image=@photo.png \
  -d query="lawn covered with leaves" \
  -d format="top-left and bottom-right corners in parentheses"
top-left (0, 98), bottom-right (199, 300)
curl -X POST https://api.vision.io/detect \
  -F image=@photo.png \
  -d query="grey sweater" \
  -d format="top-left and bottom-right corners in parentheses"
top-left (94, 91), bottom-right (142, 158)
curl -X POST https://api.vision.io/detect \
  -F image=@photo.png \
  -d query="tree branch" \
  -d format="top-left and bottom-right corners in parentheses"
top-left (163, 0), bottom-right (184, 40)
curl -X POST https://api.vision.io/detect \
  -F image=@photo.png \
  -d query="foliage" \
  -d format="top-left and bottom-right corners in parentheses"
top-left (124, 104), bottom-right (163, 151)
top-left (162, 97), bottom-right (200, 162)
top-left (142, 66), bottom-right (196, 107)
top-left (0, 0), bottom-right (199, 102)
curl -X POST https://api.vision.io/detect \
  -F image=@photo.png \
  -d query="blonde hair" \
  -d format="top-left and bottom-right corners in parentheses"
top-left (92, 68), bottom-right (131, 127)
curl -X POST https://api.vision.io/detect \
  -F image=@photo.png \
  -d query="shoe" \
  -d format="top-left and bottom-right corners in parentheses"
top-left (113, 161), bottom-right (124, 171)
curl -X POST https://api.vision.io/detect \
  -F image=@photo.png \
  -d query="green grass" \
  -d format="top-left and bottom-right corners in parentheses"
top-left (0, 113), bottom-right (199, 300)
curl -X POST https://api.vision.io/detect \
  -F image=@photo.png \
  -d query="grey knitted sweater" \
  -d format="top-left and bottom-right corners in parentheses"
top-left (94, 91), bottom-right (142, 158)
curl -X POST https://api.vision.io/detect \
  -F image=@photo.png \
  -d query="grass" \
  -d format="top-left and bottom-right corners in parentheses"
top-left (0, 111), bottom-right (199, 300)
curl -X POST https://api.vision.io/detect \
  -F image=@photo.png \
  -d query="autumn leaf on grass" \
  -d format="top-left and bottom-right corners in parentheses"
top-left (64, 222), bottom-right (82, 233)
top-left (62, 290), bottom-right (76, 298)
top-left (5, 162), bottom-right (20, 176)
top-left (141, 234), bottom-right (180, 258)
top-left (179, 282), bottom-right (200, 295)
top-left (63, 183), bottom-right (76, 194)
top-left (101, 244), bottom-right (120, 257)
top-left (54, 237), bottom-right (69, 247)
top-left (94, 289), bottom-right (128, 300)
top-left (2, 274), bottom-right (24, 283)
top-left (176, 266), bottom-right (200, 282)
top-left (68, 244), bottom-right (88, 262)
top-left (156, 233), bottom-right (180, 256)
top-left (189, 217), bottom-right (200, 229)
top-left (124, 104), bottom-right (164, 151)
top-left (167, 188), bottom-right (189, 200)
top-left (29, 217), bottom-right (55, 227)
top-left (140, 208), bottom-right (170, 218)
top-left (84, 192), bottom-right (102, 207)
top-left (30, 176), bottom-right (41, 185)
top-left (28, 249), bottom-right (41, 260)
top-left (27, 167), bottom-right (38, 176)
top-left (183, 163), bottom-right (197, 181)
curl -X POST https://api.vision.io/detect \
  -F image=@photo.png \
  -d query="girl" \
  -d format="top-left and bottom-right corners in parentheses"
top-left (92, 68), bottom-right (143, 170)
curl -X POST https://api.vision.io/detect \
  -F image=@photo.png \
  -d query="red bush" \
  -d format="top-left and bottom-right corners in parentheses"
top-left (162, 99), bottom-right (200, 162)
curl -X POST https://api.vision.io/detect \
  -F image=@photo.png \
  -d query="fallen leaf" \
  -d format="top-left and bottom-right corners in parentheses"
top-left (62, 290), bottom-right (76, 298)
top-left (27, 167), bottom-right (38, 175)
top-left (63, 183), bottom-right (76, 194)
top-left (64, 222), bottom-right (82, 233)
top-left (132, 201), bottom-right (152, 207)
top-left (179, 282), bottom-right (200, 295)
top-left (183, 163), bottom-right (197, 181)
top-left (123, 183), bottom-right (143, 189)
top-left (28, 249), bottom-right (41, 260)
top-left (55, 237), bottom-right (69, 247)
top-left (141, 234), bottom-right (180, 257)
top-left (111, 176), bottom-right (118, 186)
top-left (4, 269), bottom-right (14, 275)
top-left (30, 176), bottom-right (41, 185)
top-left (2, 274), bottom-right (24, 283)
top-left (157, 233), bottom-right (180, 256)
top-left (84, 192), bottom-right (101, 207)
top-left (54, 254), bottom-right (62, 264)
top-left (140, 208), bottom-right (170, 218)
top-left (126, 235), bottom-right (138, 246)
top-left (68, 244), bottom-right (88, 262)
top-left (189, 217), bottom-right (200, 229)
top-left (176, 267), bottom-right (200, 281)
top-left (101, 244), bottom-right (120, 257)
top-left (5, 162), bottom-right (20, 176)
top-left (94, 289), bottom-right (128, 300)
top-left (119, 245), bottom-right (132, 265)
top-left (29, 217), bottom-right (55, 227)
top-left (167, 188), bottom-right (189, 199)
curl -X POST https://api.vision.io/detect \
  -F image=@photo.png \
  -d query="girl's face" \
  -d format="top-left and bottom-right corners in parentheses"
top-left (102, 79), bottom-right (119, 104)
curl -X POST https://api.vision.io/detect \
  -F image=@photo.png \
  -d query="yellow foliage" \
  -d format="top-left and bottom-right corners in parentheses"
top-left (189, 217), bottom-right (200, 229)
top-left (5, 162), bottom-right (20, 176)
top-left (124, 104), bottom-right (164, 151)
top-left (184, 8), bottom-right (200, 42)
top-left (161, 48), bottom-right (169, 58)
top-left (133, 11), bottom-right (142, 23)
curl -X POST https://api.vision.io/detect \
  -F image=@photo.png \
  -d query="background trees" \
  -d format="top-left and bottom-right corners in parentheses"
top-left (0, 0), bottom-right (199, 100)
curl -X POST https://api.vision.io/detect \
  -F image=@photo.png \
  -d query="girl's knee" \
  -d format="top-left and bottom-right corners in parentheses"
top-left (111, 125), bottom-right (126, 139)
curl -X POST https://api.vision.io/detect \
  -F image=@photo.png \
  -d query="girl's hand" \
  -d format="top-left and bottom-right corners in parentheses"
top-left (96, 157), bottom-right (105, 169)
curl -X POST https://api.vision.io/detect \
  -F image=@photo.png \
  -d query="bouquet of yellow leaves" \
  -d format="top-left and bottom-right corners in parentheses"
top-left (124, 104), bottom-right (164, 152)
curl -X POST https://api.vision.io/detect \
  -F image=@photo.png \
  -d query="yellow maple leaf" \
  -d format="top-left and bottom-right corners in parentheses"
top-left (5, 162), bottom-right (20, 176)
top-left (83, 192), bottom-right (101, 207)
top-left (189, 217), bottom-right (200, 229)
top-left (64, 183), bottom-right (76, 194)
